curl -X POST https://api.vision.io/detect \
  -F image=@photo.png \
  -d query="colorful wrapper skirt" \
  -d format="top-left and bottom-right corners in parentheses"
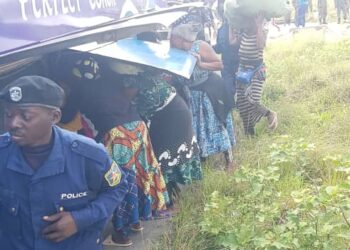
top-left (190, 90), bottom-right (236, 158)
top-left (103, 121), bottom-right (169, 227)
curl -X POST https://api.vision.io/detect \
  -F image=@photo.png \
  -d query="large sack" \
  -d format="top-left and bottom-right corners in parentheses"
top-left (225, 0), bottom-right (287, 28)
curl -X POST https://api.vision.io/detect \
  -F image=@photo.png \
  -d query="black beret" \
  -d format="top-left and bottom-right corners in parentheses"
top-left (0, 76), bottom-right (64, 109)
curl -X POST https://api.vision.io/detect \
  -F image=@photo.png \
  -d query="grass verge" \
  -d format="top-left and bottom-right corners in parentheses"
top-left (154, 31), bottom-right (350, 250)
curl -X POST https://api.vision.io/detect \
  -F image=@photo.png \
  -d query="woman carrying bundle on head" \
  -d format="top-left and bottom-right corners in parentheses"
top-left (225, 0), bottom-right (281, 135)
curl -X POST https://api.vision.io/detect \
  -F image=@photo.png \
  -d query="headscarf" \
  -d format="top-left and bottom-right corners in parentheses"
top-left (170, 23), bottom-right (202, 42)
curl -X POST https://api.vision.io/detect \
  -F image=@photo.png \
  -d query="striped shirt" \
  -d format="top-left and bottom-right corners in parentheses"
top-left (238, 32), bottom-right (264, 68)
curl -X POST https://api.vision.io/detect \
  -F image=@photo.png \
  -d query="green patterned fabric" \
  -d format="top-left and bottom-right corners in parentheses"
top-left (123, 73), bottom-right (176, 120)
top-left (162, 156), bottom-right (203, 185)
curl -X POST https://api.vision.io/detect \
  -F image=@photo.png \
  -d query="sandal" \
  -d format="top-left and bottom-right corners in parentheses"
top-left (110, 229), bottom-right (133, 247)
top-left (130, 222), bottom-right (144, 232)
top-left (152, 210), bottom-right (174, 220)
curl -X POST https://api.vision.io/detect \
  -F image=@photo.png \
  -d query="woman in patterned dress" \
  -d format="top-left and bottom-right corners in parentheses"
top-left (170, 23), bottom-right (236, 167)
top-left (110, 59), bottom-right (203, 210)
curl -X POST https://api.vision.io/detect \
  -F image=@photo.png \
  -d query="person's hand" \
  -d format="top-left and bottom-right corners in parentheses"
top-left (191, 52), bottom-right (202, 67)
top-left (255, 11), bottom-right (265, 27)
top-left (42, 211), bottom-right (78, 242)
top-left (255, 12), bottom-right (267, 49)
top-left (229, 28), bottom-right (239, 45)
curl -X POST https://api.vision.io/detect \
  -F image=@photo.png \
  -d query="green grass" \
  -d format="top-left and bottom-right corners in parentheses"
top-left (154, 31), bottom-right (350, 249)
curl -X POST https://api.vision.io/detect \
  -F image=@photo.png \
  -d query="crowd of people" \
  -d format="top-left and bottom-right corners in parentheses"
top-left (0, 4), bottom-right (279, 250)
top-left (286, 0), bottom-right (350, 27)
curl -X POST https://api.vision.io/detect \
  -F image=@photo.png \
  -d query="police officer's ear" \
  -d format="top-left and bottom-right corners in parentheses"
top-left (51, 108), bottom-right (62, 125)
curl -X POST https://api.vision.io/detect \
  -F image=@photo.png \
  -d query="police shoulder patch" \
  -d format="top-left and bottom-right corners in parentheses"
top-left (104, 161), bottom-right (122, 187)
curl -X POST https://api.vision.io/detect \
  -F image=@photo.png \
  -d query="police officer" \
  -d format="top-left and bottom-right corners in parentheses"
top-left (318, 0), bottom-right (328, 24)
top-left (0, 75), bottom-right (127, 250)
top-left (335, 0), bottom-right (349, 23)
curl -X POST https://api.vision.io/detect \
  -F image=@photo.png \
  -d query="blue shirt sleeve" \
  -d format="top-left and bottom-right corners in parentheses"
top-left (214, 24), bottom-right (227, 54)
top-left (70, 157), bottom-right (127, 231)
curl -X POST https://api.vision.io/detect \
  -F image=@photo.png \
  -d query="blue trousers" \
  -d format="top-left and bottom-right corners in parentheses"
top-left (296, 4), bottom-right (308, 27)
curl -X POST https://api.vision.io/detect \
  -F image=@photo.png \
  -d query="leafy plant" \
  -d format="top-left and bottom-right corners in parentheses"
top-left (200, 139), bottom-right (350, 249)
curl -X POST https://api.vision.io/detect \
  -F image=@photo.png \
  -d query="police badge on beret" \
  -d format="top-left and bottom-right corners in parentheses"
top-left (0, 76), bottom-right (65, 108)
top-left (9, 87), bottom-right (22, 102)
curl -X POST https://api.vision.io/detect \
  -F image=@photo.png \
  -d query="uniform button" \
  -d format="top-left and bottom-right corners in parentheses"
top-left (96, 238), bottom-right (100, 244)
top-left (11, 207), bottom-right (16, 213)
top-left (72, 141), bottom-right (79, 148)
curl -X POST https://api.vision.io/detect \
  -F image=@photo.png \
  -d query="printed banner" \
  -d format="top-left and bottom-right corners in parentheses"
top-left (0, 0), bottom-right (167, 56)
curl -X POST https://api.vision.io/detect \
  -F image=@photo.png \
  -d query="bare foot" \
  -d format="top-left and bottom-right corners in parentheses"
top-left (226, 161), bottom-right (239, 173)
top-left (267, 111), bottom-right (278, 130)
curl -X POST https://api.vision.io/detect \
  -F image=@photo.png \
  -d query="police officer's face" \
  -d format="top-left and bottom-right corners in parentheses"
top-left (4, 104), bottom-right (61, 147)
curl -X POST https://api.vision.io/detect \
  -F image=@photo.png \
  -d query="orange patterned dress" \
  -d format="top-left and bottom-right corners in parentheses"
top-left (103, 120), bottom-right (168, 211)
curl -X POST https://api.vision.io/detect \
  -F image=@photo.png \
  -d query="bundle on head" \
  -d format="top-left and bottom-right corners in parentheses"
top-left (224, 0), bottom-right (288, 28)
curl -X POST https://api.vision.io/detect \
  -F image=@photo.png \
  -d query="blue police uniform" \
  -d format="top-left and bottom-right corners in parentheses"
top-left (0, 126), bottom-right (128, 250)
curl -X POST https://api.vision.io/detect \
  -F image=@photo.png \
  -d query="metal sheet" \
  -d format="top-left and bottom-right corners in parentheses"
top-left (71, 38), bottom-right (196, 78)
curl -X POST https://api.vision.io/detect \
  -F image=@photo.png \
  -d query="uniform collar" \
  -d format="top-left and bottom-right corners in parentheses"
top-left (7, 126), bottom-right (65, 179)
